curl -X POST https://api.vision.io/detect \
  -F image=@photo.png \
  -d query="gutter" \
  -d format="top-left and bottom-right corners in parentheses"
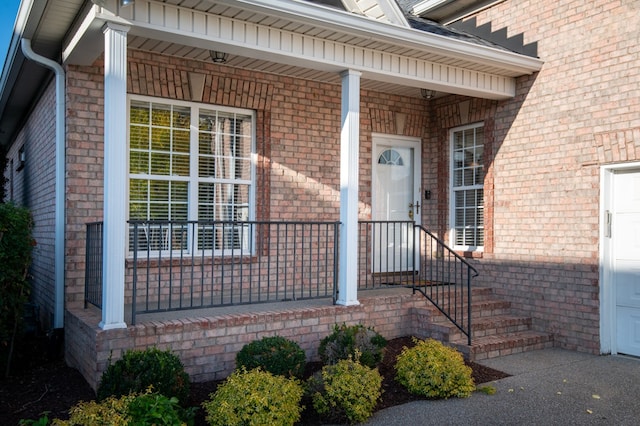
top-left (20, 39), bottom-right (66, 330)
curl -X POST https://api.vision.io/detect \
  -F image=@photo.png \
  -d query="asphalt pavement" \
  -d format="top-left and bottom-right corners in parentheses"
top-left (365, 348), bottom-right (640, 425)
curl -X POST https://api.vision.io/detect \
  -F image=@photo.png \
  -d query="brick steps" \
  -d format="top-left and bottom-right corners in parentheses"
top-left (416, 287), bottom-right (554, 361)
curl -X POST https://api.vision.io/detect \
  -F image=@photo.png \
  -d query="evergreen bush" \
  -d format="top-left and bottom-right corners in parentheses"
top-left (235, 335), bottom-right (306, 378)
top-left (48, 388), bottom-right (195, 426)
top-left (96, 347), bottom-right (190, 404)
top-left (395, 338), bottom-right (475, 399)
top-left (307, 357), bottom-right (382, 424)
top-left (202, 367), bottom-right (304, 426)
top-left (318, 323), bottom-right (387, 368)
top-left (0, 203), bottom-right (35, 377)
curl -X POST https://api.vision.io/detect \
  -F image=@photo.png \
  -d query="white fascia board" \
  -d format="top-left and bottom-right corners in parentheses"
top-left (412, 0), bottom-right (451, 16)
top-left (376, 0), bottom-right (411, 27)
top-left (345, 0), bottom-right (410, 27)
top-left (212, 0), bottom-right (542, 75)
top-left (0, 0), bottom-right (35, 107)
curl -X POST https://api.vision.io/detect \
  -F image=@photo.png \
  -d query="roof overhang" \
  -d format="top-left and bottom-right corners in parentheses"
top-left (411, 0), bottom-right (505, 24)
top-left (0, 0), bottom-right (543, 148)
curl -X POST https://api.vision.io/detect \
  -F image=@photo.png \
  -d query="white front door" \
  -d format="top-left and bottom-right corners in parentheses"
top-left (372, 135), bottom-right (421, 273)
top-left (612, 170), bottom-right (640, 356)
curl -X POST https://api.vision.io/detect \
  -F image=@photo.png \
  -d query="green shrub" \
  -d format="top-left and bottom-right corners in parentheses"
top-left (53, 393), bottom-right (133, 426)
top-left (307, 357), bottom-right (382, 425)
top-left (18, 414), bottom-right (50, 426)
top-left (395, 338), bottom-right (475, 399)
top-left (203, 367), bottom-right (303, 426)
top-left (97, 347), bottom-right (190, 403)
top-left (127, 391), bottom-right (196, 425)
top-left (318, 323), bottom-right (387, 368)
top-left (0, 203), bottom-right (35, 377)
top-left (236, 335), bottom-right (306, 378)
top-left (50, 388), bottom-right (195, 426)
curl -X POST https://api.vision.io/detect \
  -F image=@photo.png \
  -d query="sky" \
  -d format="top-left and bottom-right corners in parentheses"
top-left (0, 0), bottom-right (21, 67)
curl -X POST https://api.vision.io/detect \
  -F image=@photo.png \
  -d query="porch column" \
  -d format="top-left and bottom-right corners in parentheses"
top-left (100, 22), bottom-right (129, 330)
top-left (337, 69), bottom-right (361, 306)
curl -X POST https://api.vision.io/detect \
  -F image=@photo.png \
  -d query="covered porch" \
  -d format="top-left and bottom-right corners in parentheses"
top-left (55, 0), bottom-right (544, 389)
top-left (69, 0), bottom-right (540, 330)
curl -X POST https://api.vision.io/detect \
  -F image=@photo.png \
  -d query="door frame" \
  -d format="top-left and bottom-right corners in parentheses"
top-left (371, 134), bottom-right (422, 274)
top-left (599, 161), bottom-right (640, 355)
top-left (371, 133), bottom-right (422, 225)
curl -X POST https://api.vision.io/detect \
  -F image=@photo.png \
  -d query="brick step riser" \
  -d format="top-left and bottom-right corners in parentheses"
top-left (415, 300), bottom-right (513, 322)
top-left (415, 288), bottom-right (494, 304)
top-left (455, 336), bottom-right (554, 362)
top-left (426, 318), bottom-right (533, 342)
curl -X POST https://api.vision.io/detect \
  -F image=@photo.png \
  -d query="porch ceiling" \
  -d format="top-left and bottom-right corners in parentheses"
top-left (0, 0), bottom-right (543, 147)
top-left (64, 0), bottom-right (541, 99)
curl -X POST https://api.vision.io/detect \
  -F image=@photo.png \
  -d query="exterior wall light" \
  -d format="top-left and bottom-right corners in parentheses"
top-left (421, 88), bottom-right (436, 99)
top-left (17, 146), bottom-right (25, 171)
top-left (209, 51), bottom-right (229, 63)
top-left (120, 0), bottom-right (135, 6)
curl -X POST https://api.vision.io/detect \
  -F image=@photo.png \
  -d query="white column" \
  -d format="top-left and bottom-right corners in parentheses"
top-left (337, 70), bottom-right (361, 306)
top-left (100, 22), bottom-right (129, 330)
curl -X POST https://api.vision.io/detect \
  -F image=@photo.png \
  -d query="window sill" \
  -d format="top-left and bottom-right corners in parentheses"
top-left (125, 253), bottom-right (257, 268)
top-left (455, 251), bottom-right (483, 259)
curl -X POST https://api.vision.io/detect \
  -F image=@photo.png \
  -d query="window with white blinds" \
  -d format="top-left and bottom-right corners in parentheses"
top-left (128, 96), bottom-right (255, 253)
top-left (450, 123), bottom-right (484, 250)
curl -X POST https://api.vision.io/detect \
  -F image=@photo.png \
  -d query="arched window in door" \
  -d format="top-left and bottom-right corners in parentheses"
top-left (377, 149), bottom-right (404, 166)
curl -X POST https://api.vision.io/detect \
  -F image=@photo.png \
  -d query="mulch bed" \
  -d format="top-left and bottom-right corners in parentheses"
top-left (1, 335), bottom-right (509, 425)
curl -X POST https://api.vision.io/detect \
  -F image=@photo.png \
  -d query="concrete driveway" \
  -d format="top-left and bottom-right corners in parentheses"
top-left (365, 348), bottom-right (640, 425)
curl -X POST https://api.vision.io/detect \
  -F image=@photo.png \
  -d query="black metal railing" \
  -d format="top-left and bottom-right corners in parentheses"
top-left (85, 222), bottom-right (103, 309)
top-left (357, 221), bottom-right (477, 345)
top-left (358, 221), bottom-right (417, 289)
top-left (127, 220), bottom-right (340, 324)
top-left (413, 225), bottom-right (477, 345)
top-left (85, 220), bottom-right (477, 341)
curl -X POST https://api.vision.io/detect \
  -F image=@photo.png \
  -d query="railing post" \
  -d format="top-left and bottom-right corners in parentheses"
top-left (467, 269), bottom-right (472, 346)
top-left (131, 221), bottom-right (138, 325)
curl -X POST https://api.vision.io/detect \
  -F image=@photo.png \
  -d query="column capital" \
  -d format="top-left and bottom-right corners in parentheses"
top-left (340, 69), bottom-right (363, 78)
top-left (102, 22), bottom-right (131, 34)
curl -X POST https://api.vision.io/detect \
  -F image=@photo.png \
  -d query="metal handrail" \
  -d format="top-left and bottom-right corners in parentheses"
top-left (413, 224), bottom-right (478, 345)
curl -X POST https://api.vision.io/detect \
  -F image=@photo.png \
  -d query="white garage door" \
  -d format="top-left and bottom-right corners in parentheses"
top-left (613, 170), bottom-right (640, 357)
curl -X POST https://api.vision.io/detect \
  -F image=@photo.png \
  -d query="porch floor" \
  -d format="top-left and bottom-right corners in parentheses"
top-left (127, 286), bottom-right (413, 324)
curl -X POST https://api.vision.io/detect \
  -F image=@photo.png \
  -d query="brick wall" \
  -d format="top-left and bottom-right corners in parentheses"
top-left (66, 290), bottom-right (425, 391)
top-left (3, 81), bottom-right (57, 330)
top-left (449, 0), bottom-right (640, 353)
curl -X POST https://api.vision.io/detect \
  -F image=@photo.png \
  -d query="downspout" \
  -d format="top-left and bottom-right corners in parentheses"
top-left (21, 39), bottom-right (66, 330)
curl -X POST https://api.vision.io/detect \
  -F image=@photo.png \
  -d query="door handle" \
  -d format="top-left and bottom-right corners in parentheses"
top-left (408, 201), bottom-right (420, 220)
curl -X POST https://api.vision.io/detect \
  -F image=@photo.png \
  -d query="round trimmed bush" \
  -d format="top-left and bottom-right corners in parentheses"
top-left (97, 347), bottom-right (190, 404)
top-left (395, 338), bottom-right (475, 399)
top-left (307, 358), bottom-right (382, 425)
top-left (235, 335), bottom-right (306, 378)
top-left (318, 323), bottom-right (387, 368)
top-left (203, 367), bottom-right (304, 426)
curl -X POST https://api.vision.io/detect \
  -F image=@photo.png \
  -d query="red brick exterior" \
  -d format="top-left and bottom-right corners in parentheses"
top-left (5, 0), bottom-right (639, 386)
top-left (66, 290), bottom-right (427, 390)
top-left (4, 81), bottom-right (58, 330)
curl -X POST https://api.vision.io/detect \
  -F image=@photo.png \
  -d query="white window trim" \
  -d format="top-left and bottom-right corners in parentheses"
top-left (449, 122), bottom-right (484, 252)
top-left (126, 94), bottom-right (257, 258)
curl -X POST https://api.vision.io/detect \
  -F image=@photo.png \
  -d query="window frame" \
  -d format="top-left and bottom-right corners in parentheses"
top-left (449, 122), bottom-right (485, 252)
top-left (126, 94), bottom-right (257, 258)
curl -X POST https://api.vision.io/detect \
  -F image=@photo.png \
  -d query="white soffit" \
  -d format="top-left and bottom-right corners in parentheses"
top-left (63, 0), bottom-right (542, 99)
